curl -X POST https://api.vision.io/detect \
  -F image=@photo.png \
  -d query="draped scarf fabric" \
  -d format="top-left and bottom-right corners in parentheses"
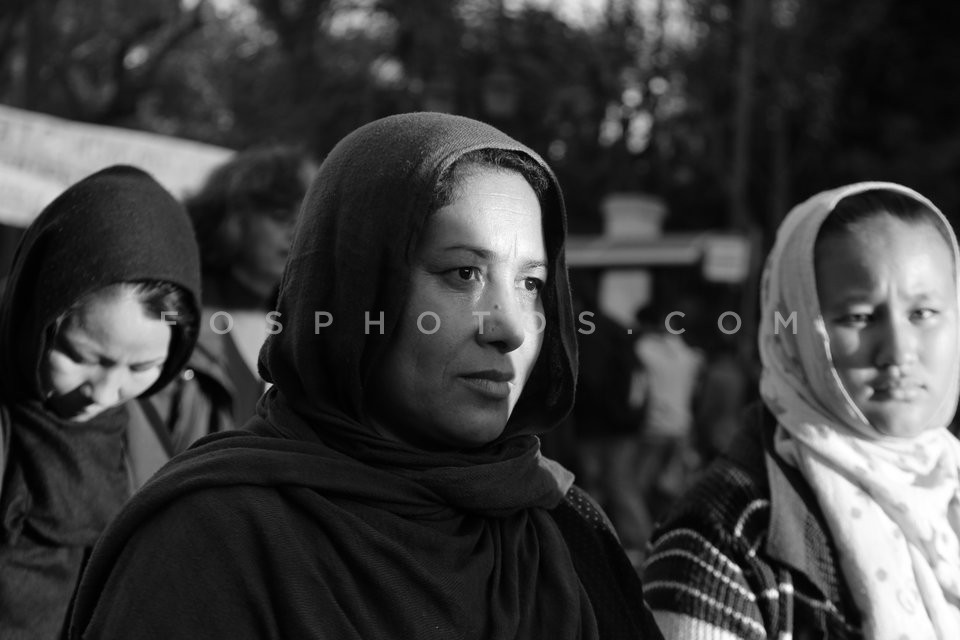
top-left (70, 113), bottom-right (593, 639)
top-left (0, 401), bottom-right (128, 547)
top-left (759, 181), bottom-right (960, 639)
top-left (71, 416), bottom-right (587, 639)
top-left (0, 165), bottom-right (200, 634)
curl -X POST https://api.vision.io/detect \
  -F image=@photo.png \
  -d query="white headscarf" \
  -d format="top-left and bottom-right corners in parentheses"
top-left (759, 181), bottom-right (960, 640)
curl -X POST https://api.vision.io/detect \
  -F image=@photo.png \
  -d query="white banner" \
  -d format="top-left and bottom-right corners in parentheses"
top-left (0, 104), bottom-right (233, 228)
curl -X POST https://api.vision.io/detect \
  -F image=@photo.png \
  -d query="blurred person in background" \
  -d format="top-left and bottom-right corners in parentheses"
top-left (129, 145), bottom-right (315, 487)
top-left (0, 165), bottom-right (200, 638)
top-left (693, 332), bottom-right (754, 464)
top-left (571, 279), bottom-right (652, 561)
top-left (69, 113), bottom-right (663, 640)
top-left (633, 298), bottom-right (705, 524)
top-left (644, 183), bottom-right (960, 639)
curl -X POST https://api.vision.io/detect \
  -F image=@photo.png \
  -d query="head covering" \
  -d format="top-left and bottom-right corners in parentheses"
top-left (759, 181), bottom-right (960, 639)
top-left (258, 112), bottom-right (575, 441)
top-left (71, 114), bottom-right (595, 639)
top-left (0, 164), bottom-right (201, 547)
top-left (254, 110), bottom-right (582, 633)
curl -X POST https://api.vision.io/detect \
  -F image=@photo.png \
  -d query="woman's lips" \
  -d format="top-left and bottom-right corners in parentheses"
top-left (459, 370), bottom-right (514, 400)
top-left (871, 382), bottom-right (923, 401)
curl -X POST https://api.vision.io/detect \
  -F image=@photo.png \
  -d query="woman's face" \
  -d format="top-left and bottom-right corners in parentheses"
top-left (41, 287), bottom-right (172, 422)
top-left (366, 167), bottom-right (547, 449)
top-left (233, 207), bottom-right (298, 291)
top-left (815, 213), bottom-right (958, 437)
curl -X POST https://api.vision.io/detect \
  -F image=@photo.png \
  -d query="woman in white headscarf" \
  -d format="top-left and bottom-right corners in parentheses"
top-left (643, 182), bottom-right (960, 640)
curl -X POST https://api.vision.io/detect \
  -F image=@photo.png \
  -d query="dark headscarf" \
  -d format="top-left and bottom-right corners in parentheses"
top-left (258, 111), bottom-right (576, 450)
top-left (258, 113), bottom-right (572, 432)
top-left (70, 115), bottom-right (597, 639)
top-left (0, 165), bottom-right (200, 635)
top-left (0, 165), bottom-right (201, 406)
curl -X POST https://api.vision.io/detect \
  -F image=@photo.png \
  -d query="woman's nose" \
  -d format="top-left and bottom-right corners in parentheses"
top-left (476, 292), bottom-right (527, 353)
top-left (86, 368), bottom-right (127, 407)
top-left (875, 316), bottom-right (919, 372)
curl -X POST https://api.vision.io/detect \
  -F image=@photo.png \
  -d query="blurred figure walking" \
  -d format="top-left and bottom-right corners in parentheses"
top-left (633, 300), bottom-right (705, 524)
top-left (572, 285), bottom-right (652, 559)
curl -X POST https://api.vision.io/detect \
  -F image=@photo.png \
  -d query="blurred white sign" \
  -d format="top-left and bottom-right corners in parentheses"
top-left (0, 104), bottom-right (233, 228)
top-left (600, 192), bottom-right (668, 239)
top-left (702, 234), bottom-right (752, 283)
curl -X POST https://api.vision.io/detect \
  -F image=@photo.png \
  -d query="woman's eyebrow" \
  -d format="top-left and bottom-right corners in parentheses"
top-left (442, 245), bottom-right (492, 259)
top-left (442, 246), bottom-right (547, 268)
top-left (524, 260), bottom-right (548, 271)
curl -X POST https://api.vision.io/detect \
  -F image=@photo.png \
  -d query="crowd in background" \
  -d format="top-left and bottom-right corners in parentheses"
top-left (544, 276), bottom-right (754, 563)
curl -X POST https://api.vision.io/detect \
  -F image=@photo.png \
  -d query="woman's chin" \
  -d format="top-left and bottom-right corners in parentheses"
top-left (862, 406), bottom-right (933, 438)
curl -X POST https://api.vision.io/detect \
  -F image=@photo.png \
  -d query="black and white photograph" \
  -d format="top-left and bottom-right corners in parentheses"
top-left (2, 1), bottom-right (960, 638)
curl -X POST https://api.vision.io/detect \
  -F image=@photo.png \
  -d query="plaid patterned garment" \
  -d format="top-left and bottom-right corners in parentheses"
top-left (643, 404), bottom-right (864, 640)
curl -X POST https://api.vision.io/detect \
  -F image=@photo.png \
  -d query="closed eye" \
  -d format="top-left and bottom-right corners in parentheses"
top-left (53, 336), bottom-right (94, 365)
top-left (130, 361), bottom-right (165, 373)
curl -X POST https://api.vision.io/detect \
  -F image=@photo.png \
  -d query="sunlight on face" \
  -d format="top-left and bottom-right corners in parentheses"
top-left (366, 167), bottom-right (547, 449)
top-left (42, 287), bottom-right (172, 423)
top-left (815, 214), bottom-right (958, 437)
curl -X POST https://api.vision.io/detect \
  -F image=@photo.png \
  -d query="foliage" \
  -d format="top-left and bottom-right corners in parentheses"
top-left (4, 0), bottom-right (960, 235)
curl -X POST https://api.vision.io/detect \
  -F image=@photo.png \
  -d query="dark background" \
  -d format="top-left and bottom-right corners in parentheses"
top-left (3, 0), bottom-right (959, 359)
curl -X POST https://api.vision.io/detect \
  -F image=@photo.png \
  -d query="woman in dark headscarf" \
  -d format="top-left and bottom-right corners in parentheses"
top-left (0, 165), bottom-right (200, 638)
top-left (69, 114), bottom-right (663, 639)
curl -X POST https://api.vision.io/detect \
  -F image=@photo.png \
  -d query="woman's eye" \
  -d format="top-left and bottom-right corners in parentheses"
top-left (837, 313), bottom-right (871, 326)
top-left (130, 363), bottom-right (162, 374)
top-left (444, 266), bottom-right (482, 289)
top-left (56, 345), bottom-right (92, 365)
top-left (912, 308), bottom-right (939, 322)
top-left (523, 277), bottom-right (545, 293)
top-left (457, 267), bottom-right (479, 281)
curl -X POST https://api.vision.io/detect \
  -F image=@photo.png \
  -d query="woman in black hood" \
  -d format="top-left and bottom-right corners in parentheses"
top-left (0, 165), bottom-right (200, 638)
top-left (70, 114), bottom-right (662, 640)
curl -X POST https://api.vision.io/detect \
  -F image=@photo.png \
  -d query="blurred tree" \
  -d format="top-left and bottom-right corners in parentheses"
top-left (0, 0), bottom-right (658, 233)
top-left (0, 0), bottom-right (206, 125)
top-left (7, 0), bottom-right (960, 240)
top-left (819, 0), bottom-right (960, 225)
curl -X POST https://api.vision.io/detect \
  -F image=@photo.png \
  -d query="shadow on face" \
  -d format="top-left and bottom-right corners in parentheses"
top-left (364, 167), bottom-right (548, 450)
top-left (815, 212), bottom-right (958, 437)
top-left (41, 286), bottom-right (172, 423)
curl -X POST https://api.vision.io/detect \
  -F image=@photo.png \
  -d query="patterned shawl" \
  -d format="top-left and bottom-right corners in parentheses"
top-left (759, 181), bottom-right (960, 639)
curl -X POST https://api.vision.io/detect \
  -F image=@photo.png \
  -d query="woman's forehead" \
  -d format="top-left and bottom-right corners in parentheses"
top-left (814, 216), bottom-right (957, 301)
top-left (419, 170), bottom-right (544, 257)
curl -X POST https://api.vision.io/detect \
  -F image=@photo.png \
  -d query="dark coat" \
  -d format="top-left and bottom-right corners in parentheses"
top-left (643, 403), bottom-right (863, 639)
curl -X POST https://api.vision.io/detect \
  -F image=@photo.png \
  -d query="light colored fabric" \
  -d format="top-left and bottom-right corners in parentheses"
top-left (635, 333), bottom-right (704, 438)
top-left (759, 181), bottom-right (960, 640)
top-left (227, 309), bottom-right (270, 379)
top-left (652, 611), bottom-right (745, 640)
top-left (538, 445), bottom-right (576, 496)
